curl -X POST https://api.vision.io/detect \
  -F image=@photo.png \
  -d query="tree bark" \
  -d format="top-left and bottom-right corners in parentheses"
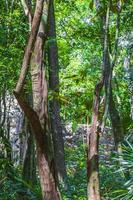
top-left (14, 92), bottom-right (60, 200)
top-left (14, 0), bottom-right (61, 198)
top-left (87, 79), bottom-right (103, 200)
top-left (100, 2), bottom-right (124, 150)
top-left (47, 0), bottom-right (67, 184)
top-left (109, 86), bottom-right (124, 150)
top-left (31, 0), bottom-right (49, 130)
top-left (108, 7), bottom-right (124, 150)
top-left (30, 0), bottom-right (60, 193)
top-left (22, 118), bottom-right (36, 184)
top-left (124, 54), bottom-right (133, 120)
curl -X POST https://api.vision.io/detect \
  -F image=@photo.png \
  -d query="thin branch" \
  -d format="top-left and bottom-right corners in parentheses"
top-left (14, 0), bottom-right (45, 94)
top-left (111, 12), bottom-right (120, 69)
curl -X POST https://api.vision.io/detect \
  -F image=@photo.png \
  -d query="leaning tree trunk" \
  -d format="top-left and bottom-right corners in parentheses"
top-left (14, 0), bottom-right (60, 199)
top-left (47, 0), bottom-right (67, 184)
top-left (13, 94), bottom-right (60, 200)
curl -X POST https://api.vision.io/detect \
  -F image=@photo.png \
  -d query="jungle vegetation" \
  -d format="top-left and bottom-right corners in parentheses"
top-left (0, 0), bottom-right (133, 199)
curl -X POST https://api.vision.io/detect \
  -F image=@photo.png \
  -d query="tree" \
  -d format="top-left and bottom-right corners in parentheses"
top-left (14, 0), bottom-right (60, 199)
top-left (47, 0), bottom-right (67, 184)
top-left (0, 0), bottom-right (133, 199)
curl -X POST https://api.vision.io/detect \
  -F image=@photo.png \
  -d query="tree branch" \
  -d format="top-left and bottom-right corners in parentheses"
top-left (14, 0), bottom-right (45, 94)
top-left (13, 91), bottom-right (47, 150)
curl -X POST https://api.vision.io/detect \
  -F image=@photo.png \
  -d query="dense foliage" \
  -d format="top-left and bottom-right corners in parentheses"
top-left (0, 0), bottom-right (133, 199)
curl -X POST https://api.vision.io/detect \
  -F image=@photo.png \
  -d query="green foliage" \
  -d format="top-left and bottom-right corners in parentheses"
top-left (100, 164), bottom-right (124, 199)
top-left (61, 137), bottom-right (133, 200)
top-left (0, 165), bottom-right (42, 200)
top-left (0, 1), bottom-right (28, 92)
top-left (0, 0), bottom-right (133, 199)
top-left (61, 140), bottom-right (87, 200)
top-left (56, 0), bottom-right (133, 131)
top-left (100, 138), bottom-right (133, 200)
top-left (111, 139), bottom-right (133, 200)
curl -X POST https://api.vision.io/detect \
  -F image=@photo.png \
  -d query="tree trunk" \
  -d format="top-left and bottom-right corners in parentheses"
top-left (107, 8), bottom-right (124, 150)
top-left (100, 2), bottom-right (124, 150)
top-left (109, 86), bottom-right (124, 150)
top-left (31, 4), bottom-right (49, 131)
top-left (14, 0), bottom-right (61, 198)
top-left (14, 0), bottom-right (45, 94)
top-left (47, 0), bottom-right (67, 184)
top-left (30, 0), bottom-right (60, 193)
top-left (14, 93), bottom-right (60, 200)
top-left (22, 119), bottom-right (36, 184)
top-left (124, 54), bottom-right (133, 120)
top-left (87, 80), bottom-right (103, 200)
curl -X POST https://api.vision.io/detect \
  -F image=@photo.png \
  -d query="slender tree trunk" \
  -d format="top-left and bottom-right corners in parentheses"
top-left (107, 8), bottom-right (124, 150)
top-left (1, 85), bottom-right (7, 127)
top-left (19, 115), bottom-right (26, 165)
top-left (109, 86), bottom-right (124, 150)
top-left (87, 79), bottom-right (103, 200)
top-left (100, 2), bottom-right (124, 150)
top-left (22, 125), bottom-right (36, 183)
top-left (124, 54), bottom-right (133, 120)
top-left (87, 2), bottom-right (103, 200)
top-left (47, 0), bottom-right (67, 184)
top-left (0, 127), bottom-right (12, 175)
top-left (87, 2), bottom-right (110, 199)
top-left (0, 87), bottom-right (12, 163)
top-left (18, 116), bottom-right (36, 200)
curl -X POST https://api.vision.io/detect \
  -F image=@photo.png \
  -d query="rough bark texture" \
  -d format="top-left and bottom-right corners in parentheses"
top-left (14, 92), bottom-right (60, 200)
top-left (31, 5), bottom-right (48, 130)
top-left (14, 0), bottom-right (60, 198)
top-left (87, 80), bottom-right (103, 200)
top-left (47, 0), bottom-right (66, 183)
top-left (30, 0), bottom-right (60, 193)
top-left (22, 120), bottom-right (36, 184)
top-left (109, 86), bottom-right (124, 150)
